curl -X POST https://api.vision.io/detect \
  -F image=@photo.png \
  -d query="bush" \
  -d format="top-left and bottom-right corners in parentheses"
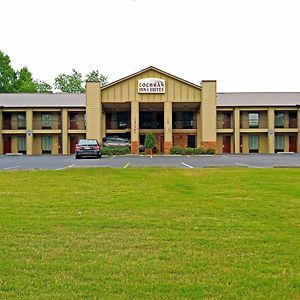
top-left (102, 147), bottom-right (131, 156)
top-left (170, 146), bottom-right (215, 155)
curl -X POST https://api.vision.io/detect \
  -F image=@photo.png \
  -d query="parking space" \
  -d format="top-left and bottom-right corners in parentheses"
top-left (0, 154), bottom-right (300, 170)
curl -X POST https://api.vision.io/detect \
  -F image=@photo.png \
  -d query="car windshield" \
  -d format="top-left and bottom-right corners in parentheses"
top-left (78, 139), bottom-right (98, 146)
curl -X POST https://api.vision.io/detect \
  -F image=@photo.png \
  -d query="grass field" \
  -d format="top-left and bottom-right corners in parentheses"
top-left (0, 168), bottom-right (299, 299)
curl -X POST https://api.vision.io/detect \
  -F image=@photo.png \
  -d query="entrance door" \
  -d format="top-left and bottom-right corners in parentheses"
top-left (188, 135), bottom-right (196, 148)
top-left (70, 136), bottom-right (78, 154)
top-left (160, 135), bottom-right (164, 153)
top-left (223, 136), bottom-right (231, 153)
top-left (3, 137), bottom-right (11, 154)
top-left (289, 136), bottom-right (297, 152)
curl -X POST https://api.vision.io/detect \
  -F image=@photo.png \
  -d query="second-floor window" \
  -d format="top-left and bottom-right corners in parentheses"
top-left (248, 113), bottom-right (259, 128)
top-left (182, 112), bottom-right (194, 129)
top-left (17, 113), bottom-right (26, 129)
top-left (117, 112), bottom-right (128, 129)
top-left (41, 113), bottom-right (52, 129)
top-left (275, 112), bottom-right (284, 128)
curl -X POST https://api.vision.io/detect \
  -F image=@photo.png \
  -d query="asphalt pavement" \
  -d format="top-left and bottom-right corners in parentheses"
top-left (0, 154), bottom-right (300, 170)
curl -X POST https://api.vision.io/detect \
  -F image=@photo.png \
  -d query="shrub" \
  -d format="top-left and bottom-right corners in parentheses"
top-left (170, 146), bottom-right (184, 155)
top-left (102, 147), bottom-right (131, 156)
top-left (170, 146), bottom-right (215, 155)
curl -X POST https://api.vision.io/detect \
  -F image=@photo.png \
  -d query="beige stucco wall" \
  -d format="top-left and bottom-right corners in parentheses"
top-left (201, 81), bottom-right (216, 144)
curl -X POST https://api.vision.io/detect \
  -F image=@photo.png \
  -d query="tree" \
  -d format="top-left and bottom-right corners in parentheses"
top-left (54, 69), bottom-right (85, 93)
top-left (35, 80), bottom-right (53, 93)
top-left (144, 132), bottom-right (155, 155)
top-left (0, 50), bottom-right (17, 92)
top-left (85, 70), bottom-right (108, 86)
top-left (14, 67), bottom-right (37, 93)
top-left (54, 69), bottom-right (108, 93)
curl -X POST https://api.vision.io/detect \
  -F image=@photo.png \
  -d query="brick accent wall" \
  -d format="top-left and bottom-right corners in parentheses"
top-left (131, 141), bottom-right (139, 154)
top-left (173, 133), bottom-right (188, 148)
top-left (201, 141), bottom-right (217, 150)
top-left (164, 141), bottom-right (172, 154)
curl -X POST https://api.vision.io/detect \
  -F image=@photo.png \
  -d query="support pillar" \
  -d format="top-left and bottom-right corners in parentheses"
top-left (86, 81), bottom-right (102, 142)
top-left (268, 108), bottom-right (275, 154)
top-left (0, 109), bottom-right (3, 155)
top-left (131, 101), bottom-right (139, 154)
top-left (196, 109), bottom-right (201, 147)
top-left (234, 108), bottom-right (240, 153)
top-left (62, 108), bottom-right (68, 154)
top-left (200, 80), bottom-right (217, 150)
top-left (26, 109), bottom-right (33, 155)
top-left (101, 111), bottom-right (106, 139)
top-left (164, 102), bottom-right (172, 154)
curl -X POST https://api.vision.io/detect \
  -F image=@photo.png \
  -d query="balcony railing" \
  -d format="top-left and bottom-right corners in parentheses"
top-left (173, 120), bottom-right (197, 129)
top-left (106, 120), bottom-right (131, 130)
top-left (33, 121), bottom-right (62, 130)
top-left (69, 120), bottom-right (86, 130)
top-left (217, 120), bottom-right (232, 129)
top-left (2, 120), bottom-right (26, 130)
top-left (140, 120), bottom-right (163, 129)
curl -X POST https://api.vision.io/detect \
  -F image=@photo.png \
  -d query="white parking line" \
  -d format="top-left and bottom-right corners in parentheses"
top-left (235, 162), bottom-right (262, 168)
top-left (123, 162), bottom-right (130, 168)
top-left (150, 155), bottom-right (153, 159)
top-left (55, 164), bottom-right (76, 171)
top-left (109, 155), bottom-right (116, 159)
top-left (181, 162), bottom-right (194, 169)
top-left (2, 165), bottom-right (21, 170)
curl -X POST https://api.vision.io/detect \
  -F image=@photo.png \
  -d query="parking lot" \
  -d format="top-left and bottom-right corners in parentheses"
top-left (0, 154), bottom-right (300, 170)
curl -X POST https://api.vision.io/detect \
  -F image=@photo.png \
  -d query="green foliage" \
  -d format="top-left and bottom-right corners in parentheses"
top-left (54, 69), bottom-right (84, 93)
top-left (0, 50), bottom-right (17, 92)
top-left (170, 146), bottom-right (215, 155)
top-left (35, 80), bottom-right (53, 93)
top-left (144, 132), bottom-right (155, 149)
top-left (14, 67), bottom-right (37, 93)
top-left (0, 50), bottom-right (53, 93)
top-left (101, 146), bottom-right (131, 156)
top-left (85, 70), bottom-right (108, 86)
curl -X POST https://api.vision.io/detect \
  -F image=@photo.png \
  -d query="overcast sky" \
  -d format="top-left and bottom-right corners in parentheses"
top-left (1, 0), bottom-right (300, 92)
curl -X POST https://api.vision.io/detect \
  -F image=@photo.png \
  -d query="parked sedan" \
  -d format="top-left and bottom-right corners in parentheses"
top-left (75, 139), bottom-right (102, 159)
top-left (103, 137), bottom-right (131, 148)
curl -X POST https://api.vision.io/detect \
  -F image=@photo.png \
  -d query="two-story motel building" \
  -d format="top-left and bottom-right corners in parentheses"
top-left (0, 66), bottom-right (299, 155)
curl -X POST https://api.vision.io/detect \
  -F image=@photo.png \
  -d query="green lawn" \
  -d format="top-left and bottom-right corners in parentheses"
top-left (0, 168), bottom-right (299, 299)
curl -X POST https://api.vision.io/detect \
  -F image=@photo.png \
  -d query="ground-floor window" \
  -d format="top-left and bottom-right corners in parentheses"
top-left (18, 136), bottom-right (26, 154)
top-left (249, 135), bottom-right (259, 153)
top-left (275, 135), bottom-right (284, 152)
top-left (188, 135), bottom-right (196, 148)
top-left (42, 136), bottom-right (52, 154)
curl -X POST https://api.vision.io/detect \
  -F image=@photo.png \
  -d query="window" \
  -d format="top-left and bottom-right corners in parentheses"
top-left (17, 113), bottom-right (26, 129)
top-left (249, 135), bottom-right (259, 153)
top-left (18, 136), bottom-right (26, 154)
top-left (182, 112), bottom-right (194, 129)
top-left (140, 112), bottom-right (152, 129)
top-left (41, 113), bottom-right (52, 128)
top-left (248, 113), bottom-right (259, 128)
top-left (117, 112), bottom-right (128, 129)
top-left (42, 136), bottom-right (52, 154)
top-left (275, 135), bottom-right (284, 152)
top-left (275, 112), bottom-right (284, 128)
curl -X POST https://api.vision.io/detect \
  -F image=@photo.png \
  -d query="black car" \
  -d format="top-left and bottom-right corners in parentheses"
top-left (75, 139), bottom-right (102, 159)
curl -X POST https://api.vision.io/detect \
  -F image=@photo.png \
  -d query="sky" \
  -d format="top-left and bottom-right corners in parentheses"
top-left (1, 0), bottom-right (300, 92)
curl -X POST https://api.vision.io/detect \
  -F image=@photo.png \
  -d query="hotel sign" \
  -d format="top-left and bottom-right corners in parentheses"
top-left (138, 78), bottom-right (165, 94)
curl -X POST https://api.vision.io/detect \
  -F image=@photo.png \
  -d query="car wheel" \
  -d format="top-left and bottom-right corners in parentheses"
top-left (75, 155), bottom-right (81, 159)
top-left (98, 153), bottom-right (102, 159)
